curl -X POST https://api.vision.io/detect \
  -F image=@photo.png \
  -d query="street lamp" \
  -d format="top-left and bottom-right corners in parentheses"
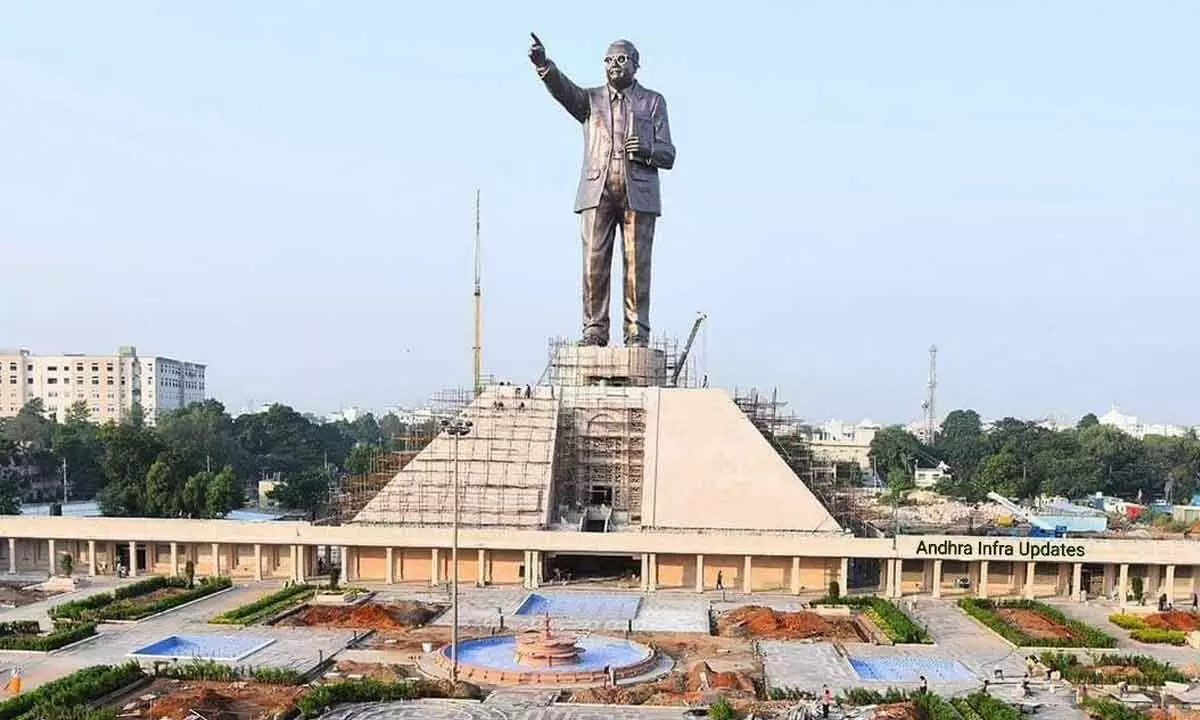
top-left (441, 417), bottom-right (472, 683)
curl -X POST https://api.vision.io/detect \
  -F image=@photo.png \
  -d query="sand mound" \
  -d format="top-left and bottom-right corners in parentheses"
top-left (1143, 611), bottom-right (1200, 632)
top-left (286, 601), bottom-right (443, 630)
top-left (718, 605), bottom-right (830, 639)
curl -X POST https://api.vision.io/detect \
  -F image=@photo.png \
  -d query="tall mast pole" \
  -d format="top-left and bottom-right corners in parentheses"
top-left (472, 189), bottom-right (483, 398)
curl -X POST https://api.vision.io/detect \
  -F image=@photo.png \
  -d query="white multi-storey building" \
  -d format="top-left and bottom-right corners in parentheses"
top-left (0, 346), bottom-right (205, 425)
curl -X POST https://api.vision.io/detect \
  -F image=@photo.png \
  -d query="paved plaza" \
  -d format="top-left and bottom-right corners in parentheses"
top-left (0, 578), bottom-right (356, 692)
top-left (319, 699), bottom-right (697, 719)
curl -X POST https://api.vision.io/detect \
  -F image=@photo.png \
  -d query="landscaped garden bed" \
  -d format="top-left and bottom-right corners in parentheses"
top-left (0, 618), bottom-right (98, 651)
top-left (50, 575), bottom-right (232, 623)
top-left (0, 662), bottom-right (145, 720)
top-left (818, 595), bottom-right (932, 644)
top-left (839, 688), bottom-right (1022, 720)
top-left (1109, 611), bottom-right (1199, 645)
top-left (958, 598), bottom-right (1116, 648)
top-left (210, 583), bottom-right (314, 625)
top-left (1039, 651), bottom-right (1188, 686)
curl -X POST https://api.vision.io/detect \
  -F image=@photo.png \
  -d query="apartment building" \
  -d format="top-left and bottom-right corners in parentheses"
top-left (0, 346), bottom-right (205, 425)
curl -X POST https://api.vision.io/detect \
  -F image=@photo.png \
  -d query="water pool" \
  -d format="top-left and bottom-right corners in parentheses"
top-left (451, 634), bottom-right (651, 672)
top-left (514, 593), bottom-right (641, 620)
top-left (850, 657), bottom-right (974, 682)
top-left (130, 634), bottom-right (274, 662)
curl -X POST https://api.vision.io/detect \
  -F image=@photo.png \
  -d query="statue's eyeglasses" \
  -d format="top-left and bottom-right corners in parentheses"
top-left (604, 54), bottom-right (630, 66)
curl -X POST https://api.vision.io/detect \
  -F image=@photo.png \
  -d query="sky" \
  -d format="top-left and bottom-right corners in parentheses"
top-left (2, 2), bottom-right (1198, 425)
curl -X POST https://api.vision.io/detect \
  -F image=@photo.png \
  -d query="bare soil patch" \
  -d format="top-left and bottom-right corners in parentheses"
top-left (876, 701), bottom-right (921, 720)
top-left (0, 581), bottom-right (60, 608)
top-left (717, 605), bottom-right (864, 641)
top-left (997, 608), bottom-right (1076, 641)
top-left (334, 659), bottom-right (412, 681)
top-left (1143, 610), bottom-right (1200, 632)
top-left (108, 678), bottom-right (304, 720)
top-left (277, 601), bottom-right (443, 630)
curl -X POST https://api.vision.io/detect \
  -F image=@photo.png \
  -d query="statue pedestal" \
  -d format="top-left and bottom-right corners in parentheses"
top-left (549, 346), bottom-right (666, 387)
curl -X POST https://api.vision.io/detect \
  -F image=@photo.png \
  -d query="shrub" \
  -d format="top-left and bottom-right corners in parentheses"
top-left (59, 553), bottom-right (73, 578)
top-left (965, 692), bottom-right (1021, 720)
top-left (1130, 628), bottom-right (1187, 645)
top-left (1108, 614), bottom-right (1145, 630)
top-left (185, 560), bottom-right (195, 589)
top-left (1130, 576), bottom-right (1144, 602)
top-left (51, 576), bottom-right (231, 623)
top-left (297, 679), bottom-right (445, 717)
top-left (210, 584), bottom-right (314, 625)
top-left (0, 621), bottom-right (43, 637)
top-left (708, 696), bottom-right (736, 720)
top-left (914, 692), bottom-right (966, 720)
top-left (828, 580), bottom-right (841, 600)
top-left (1081, 697), bottom-right (1147, 720)
top-left (329, 565), bottom-right (340, 591)
top-left (251, 667), bottom-right (305, 685)
top-left (957, 598), bottom-right (1115, 648)
top-left (840, 687), bottom-right (912, 706)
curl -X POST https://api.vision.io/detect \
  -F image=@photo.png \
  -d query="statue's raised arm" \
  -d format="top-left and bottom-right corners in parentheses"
top-left (529, 33), bottom-right (589, 123)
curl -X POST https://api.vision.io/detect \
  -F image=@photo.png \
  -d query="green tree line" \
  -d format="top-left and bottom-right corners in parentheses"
top-left (0, 399), bottom-right (418, 518)
top-left (869, 410), bottom-right (1200, 503)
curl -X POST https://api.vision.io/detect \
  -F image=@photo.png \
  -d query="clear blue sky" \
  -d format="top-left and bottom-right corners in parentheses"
top-left (2, 2), bottom-right (1197, 425)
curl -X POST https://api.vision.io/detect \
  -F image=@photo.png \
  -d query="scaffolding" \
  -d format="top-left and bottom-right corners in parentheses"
top-left (551, 386), bottom-right (647, 530)
top-left (541, 336), bottom-right (694, 388)
top-left (734, 386), bottom-right (868, 533)
top-left (352, 384), bottom-right (557, 528)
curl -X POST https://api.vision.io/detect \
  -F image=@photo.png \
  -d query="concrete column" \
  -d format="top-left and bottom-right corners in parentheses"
top-left (1024, 562), bottom-right (1036, 599)
top-left (840, 557), bottom-right (850, 595)
top-left (129, 540), bottom-right (138, 577)
top-left (208, 542), bottom-right (218, 575)
top-left (289, 545), bottom-right (297, 581)
top-left (47, 539), bottom-right (56, 574)
top-left (892, 559), bottom-right (903, 598)
top-left (638, 553), bottom-right (648, 591)
top-left (476, 549), bottom-right (486, 587)
top-left (431, 548), bottom-right (440, 587)
top-left (1072, 563), bottom-right (1083, 601)
top-left (1165, 565), bottom-right (1176, 601)
top-left (337, 546), bottom-right (349, 581)
top-left (7, 538), bottom-right (14, 574)
top-left (695, 554), bottom-right (705, 593)
top-left (169, 542), bottom-right (178, 576)
top-left (647, 553), bottom-right (658, 592)
top-left (1118, 563), bottom-right (1129, 607)
top-left (1149, 565), bottom-right (1162, 597)
top-left (385, 548), bottom-right (395, 584)
top-left (254, 544), bottom-right (263, 581)
top-left (530, 551), bottom-right (541, 589)
top-left (791, 557), bottom-right (802, 595)
top-left (978, 560), bottom-right (990, 599)
top-left (1190, 566), bottom-right (1198, 597)
top-left (1104, 564), bottom-right (1116, 597)
top-left (931, 559), bottom-right (943, 598)
top-left (742, 555), bottom-right (753, 594)
top-left (296, 545), bottom-right (306, 582)
top-left (88, 540), bottom-right (97, 576)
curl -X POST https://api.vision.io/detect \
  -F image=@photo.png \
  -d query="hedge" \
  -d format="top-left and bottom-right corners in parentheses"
top-left (1039, 651), bottom-right (1187, 686)
top-left (0, 662), bottom-right (144, 720)
top-left (159, 659), bottom-right (305, 686)
top-left (0, 621), bottom-right (42, 637)
top-left (210, 583), bottom-right (314, 625)
top-left (957, 598), bottom-right (1116, 648)
top-left (50, 576), bottom-right (231, 622)
top-left (817, 596), bottom-right (931, 644)
top-left (0, 622), bottom-right (97, 651)
top-left (297, 679), bottom-right (446, 718)
top-left (964, 692), bottom-right (1022, 720)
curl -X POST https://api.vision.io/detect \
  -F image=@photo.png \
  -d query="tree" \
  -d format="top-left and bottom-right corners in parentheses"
top-left (1077, 413), bottom-right (1100, 430)
top-left (204, 466), bottom-right (240, 517)
top-left (345, 444), bottom-right (377, 476)
top-left (976, 450), bottom-right (1029, 499)
top-left (869, 426), bottom-right (922, 478)
top-left (59, 552), bottom-right (73, 577)
top-left (0, 471), bottom-right (19, 514)
top-left (157, 400), bottom-right (240, 479)
top-left (235, 404), bottom-right (329, 478)
top-left (97, 406), bottom-right (164, 516)
top-left (378, 413), bottom-right (405, 450)
top-left (52, 401), bottom-right (105, 500)
top-left (185, 560), bottom-right (195, 588)
top-left (267, 467), bottom-right (329, 518)
top-left (937, 410), bottom-right (987, 478)
top-left (142, 456), bottom-right (185, 517)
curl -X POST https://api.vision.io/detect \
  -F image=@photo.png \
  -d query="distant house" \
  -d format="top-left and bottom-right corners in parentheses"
top-left (914, 462), bottom-right (951, 489)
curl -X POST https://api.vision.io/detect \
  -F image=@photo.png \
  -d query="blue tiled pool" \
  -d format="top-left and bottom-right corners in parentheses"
top-left (514, 593), bottom-right (641, 620)
top-left (850, 657), bottom-right (974, 682)
top-left (130, 634), bottom-right (274, 662)
top-left (450, 635), bottom-right (651, 672)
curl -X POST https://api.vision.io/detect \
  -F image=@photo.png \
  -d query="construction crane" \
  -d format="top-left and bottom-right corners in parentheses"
top-left (472, 189), bottom-right (483, 398)
top-left (669, 312), bottom-right (707, 387)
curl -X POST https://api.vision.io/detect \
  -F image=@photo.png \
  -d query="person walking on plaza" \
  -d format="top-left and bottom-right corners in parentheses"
top-left (715, 570), bottom-right (724, 591)
top-left (821, 684), bottom-right (833, 718)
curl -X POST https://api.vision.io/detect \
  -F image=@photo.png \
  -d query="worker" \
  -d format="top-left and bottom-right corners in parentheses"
top-left (821, 684), bottom-right (833, 719)
top-left (715, 570), bottom-right (724, 590)
top-left (919, 675), bottom-right (928, 695)
top-left (3, 667), bottom-right (21, 696)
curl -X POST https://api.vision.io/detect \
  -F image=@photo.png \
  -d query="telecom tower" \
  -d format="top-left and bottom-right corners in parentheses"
top-left (921, 344), bottom-right (938, 443)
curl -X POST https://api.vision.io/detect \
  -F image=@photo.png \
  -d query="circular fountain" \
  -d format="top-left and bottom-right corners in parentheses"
top-left (431, 615), bottom-right (662, 686)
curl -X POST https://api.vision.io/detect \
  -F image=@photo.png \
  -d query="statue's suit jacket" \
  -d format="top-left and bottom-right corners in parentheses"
top-left (539, 61), bottom-right (675, 216)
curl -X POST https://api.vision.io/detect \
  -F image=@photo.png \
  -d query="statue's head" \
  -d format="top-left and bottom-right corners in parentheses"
top-left (604, 39), bottom-right (639, 90)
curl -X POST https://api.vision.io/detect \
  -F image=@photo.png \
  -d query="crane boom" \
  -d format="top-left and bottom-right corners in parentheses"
top-left (670, 313), bottom-right (707, 387)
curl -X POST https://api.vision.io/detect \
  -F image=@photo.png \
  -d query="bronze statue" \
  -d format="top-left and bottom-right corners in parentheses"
top-left (529, 34), bottom-right (676, 347)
